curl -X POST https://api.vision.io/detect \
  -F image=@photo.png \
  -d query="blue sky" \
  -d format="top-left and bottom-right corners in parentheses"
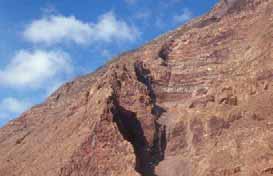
top-left (0, 0), bottom-right (218, 126)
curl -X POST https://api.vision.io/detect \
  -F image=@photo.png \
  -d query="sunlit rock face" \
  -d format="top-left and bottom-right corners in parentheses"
top-left (0, 0), bottom-right (273, 175)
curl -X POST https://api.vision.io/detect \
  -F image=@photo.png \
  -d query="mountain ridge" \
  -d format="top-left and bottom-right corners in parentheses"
top-left (0, 0), bottom-right (273, 175)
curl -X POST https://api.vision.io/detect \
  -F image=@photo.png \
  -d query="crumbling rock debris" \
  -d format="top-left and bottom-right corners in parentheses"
top-left (0, 0), bottom-right (273, 175)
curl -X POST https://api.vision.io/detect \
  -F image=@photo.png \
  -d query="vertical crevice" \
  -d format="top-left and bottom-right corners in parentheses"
top-left (123, 62), bottom-right (167, 175)
top-left (110, 84), bottom-right (166, 176)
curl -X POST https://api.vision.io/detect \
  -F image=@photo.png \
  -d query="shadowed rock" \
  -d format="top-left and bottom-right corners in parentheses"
top-left (0, 0), bottom-right (273, 175)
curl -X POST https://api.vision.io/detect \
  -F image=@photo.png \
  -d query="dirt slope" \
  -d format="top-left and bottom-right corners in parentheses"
top-left (0, 0), bottom-right (273, 175)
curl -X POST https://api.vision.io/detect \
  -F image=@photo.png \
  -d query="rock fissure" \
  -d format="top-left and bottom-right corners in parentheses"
top-left (1, 0), bottom-right (273, 175)
top-left (110, 97), bottom-right (166, 176)
top-left (108, 64), bottom-right (167, 176)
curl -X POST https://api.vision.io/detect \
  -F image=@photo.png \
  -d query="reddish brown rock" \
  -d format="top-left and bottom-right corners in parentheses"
top-left (0, 0), bottom-right (273, 175)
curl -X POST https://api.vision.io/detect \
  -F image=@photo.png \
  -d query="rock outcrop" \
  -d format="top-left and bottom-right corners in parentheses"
top-left (0, 0), bottom-right (273, 175)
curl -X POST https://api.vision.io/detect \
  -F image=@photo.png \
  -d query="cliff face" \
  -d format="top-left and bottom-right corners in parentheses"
top-left (0, 0), bottom-right (273, 175)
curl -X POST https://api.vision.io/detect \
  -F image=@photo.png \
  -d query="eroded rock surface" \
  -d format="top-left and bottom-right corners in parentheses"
top-left (0, 0), bottom-right (273, 175)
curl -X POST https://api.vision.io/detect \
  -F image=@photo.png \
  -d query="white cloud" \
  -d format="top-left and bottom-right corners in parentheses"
top-left (23, 12), bottom-right (139, 45)
top-left (0, 97), bottom-right (31, 120)
top-left (173, 8), bottom-right (193, 24)
top-left (0, 49), bottom-right (72, 89)
top-left (94, 12), bottom-right (139, 42)
top-left (24, 15), bottom-right (93, 45)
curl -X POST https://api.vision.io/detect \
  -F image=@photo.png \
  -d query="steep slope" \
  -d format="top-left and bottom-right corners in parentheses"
top-left (0, 0), bottom-right (273, 175)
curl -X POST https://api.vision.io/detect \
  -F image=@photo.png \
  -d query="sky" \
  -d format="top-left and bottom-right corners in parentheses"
top-left (0, 0), bottom-right (219, 127)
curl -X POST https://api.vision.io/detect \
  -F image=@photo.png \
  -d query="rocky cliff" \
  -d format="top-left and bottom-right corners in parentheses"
top-left (0, 0), bottom-right (273, 175)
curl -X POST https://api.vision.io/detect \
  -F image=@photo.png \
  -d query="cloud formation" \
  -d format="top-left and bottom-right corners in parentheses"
top-left (0, 50), bottom-right (72, 89)
top-left (24, 12), bottom-right (139, 45)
